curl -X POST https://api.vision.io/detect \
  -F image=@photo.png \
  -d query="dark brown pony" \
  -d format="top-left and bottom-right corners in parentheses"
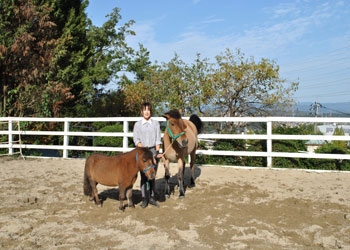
top-left (162, 109), bottom-right (202, 198)
top-left (83, 147), bottom-right (156, 210)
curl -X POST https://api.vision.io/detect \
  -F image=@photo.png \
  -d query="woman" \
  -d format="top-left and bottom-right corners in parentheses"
top-left (133, 102), bottom-right (162, 208)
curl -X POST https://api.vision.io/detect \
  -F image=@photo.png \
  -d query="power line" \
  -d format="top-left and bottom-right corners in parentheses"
top-left (301, 77), bottom-right (350, 89)
top-left (296, 69), bottom-right (350, 82)
top-left (280, 44), bottom-right (350, 68)
top-left (281, 59), bottom-right (350, 75)
top-left (308, 101), bottom-right (350, 116)
top-left (322, 106), bottom-right (350, 116)
top-left (297, 91), bottom-right (350, 99)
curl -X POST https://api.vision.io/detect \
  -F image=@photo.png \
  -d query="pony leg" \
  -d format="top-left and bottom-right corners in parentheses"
top-left (126, 188), bottom-right (134, 208)
top-left (178, 158), bottom-right (185, 198)
top-left (164, 159), bottom-right (171, 198)
top-left (119, 186), bottom-right (126, 211)
top-left (189, 151), bottom-right (196, 188)
top-left (90, 180), bottom-right (101, 206)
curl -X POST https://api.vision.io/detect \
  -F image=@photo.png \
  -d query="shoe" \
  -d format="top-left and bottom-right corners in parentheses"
top-left (141, 198), bottom-right (148, 208)
top-left (149, 197), bottom-right (160, 207)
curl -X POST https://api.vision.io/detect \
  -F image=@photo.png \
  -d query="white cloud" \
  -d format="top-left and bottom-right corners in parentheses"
top-left (200, 16), bottom-right (224, 25)
top-left (268, 3), bottom-right (301, 18)
top-left (192, 0), bottom-right (200, 5)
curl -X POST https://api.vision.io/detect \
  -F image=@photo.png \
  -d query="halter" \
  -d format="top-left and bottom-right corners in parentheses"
top-left (136, 152), bottom-right (156, 174)
top-left (167, 120), bottom-right (186, 140)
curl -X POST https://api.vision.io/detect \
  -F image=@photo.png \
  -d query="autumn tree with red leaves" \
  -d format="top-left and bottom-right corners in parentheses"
top-left (0, 0), bottom-right (65, 116)
top-left (1, 0), bottom-right (138, 117)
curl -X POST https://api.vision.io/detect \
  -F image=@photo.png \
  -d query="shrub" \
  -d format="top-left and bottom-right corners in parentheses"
top-left (311, 143), bottom-right (350, 171)
top-left (93, 124), bottom-right (123, 148)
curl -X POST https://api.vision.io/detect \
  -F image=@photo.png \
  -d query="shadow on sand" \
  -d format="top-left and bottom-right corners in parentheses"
top-left (98, 165), bottom-right (202, 206)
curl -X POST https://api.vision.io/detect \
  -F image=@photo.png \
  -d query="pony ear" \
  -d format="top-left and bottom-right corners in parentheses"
top-left (163, 114), bottom-right (170, 119)
top-left (178, 109), bottom-right (182, 115)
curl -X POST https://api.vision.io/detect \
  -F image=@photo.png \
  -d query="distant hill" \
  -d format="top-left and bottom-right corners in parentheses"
top-left (295, 102), bottom-right (350, 117)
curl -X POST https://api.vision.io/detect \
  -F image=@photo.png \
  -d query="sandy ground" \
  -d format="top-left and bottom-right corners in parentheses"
top-left (1, 157), bottom-right (350, 250)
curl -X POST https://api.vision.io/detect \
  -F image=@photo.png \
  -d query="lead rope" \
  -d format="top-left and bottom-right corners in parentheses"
top-left (137, 152), bottom-right (150, 191)
top-left (159, 132), bottom-right (176, 162)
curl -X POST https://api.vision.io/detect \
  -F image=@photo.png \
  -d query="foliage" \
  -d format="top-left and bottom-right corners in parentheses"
top-left (332, 126), bottom-right (346, 148)
top-left (310, 139), bottom-right (350, 171)
top-left (210, 49), bottom-right (298, 117)
top-left (93, 123), bottom-right (123, 148)
top-left (272, 124), bottom-right (313, 168)
top-left (89, 89), bottom-right (130, 117)
top-left (0, 0), bottom-right (140, 117)
top-left (122, 49), bottom-right (298, 121)
top-left (122, 53), bottom-right (217, 116)
top-left (43, 0), bottom-right (92, 117)
top-left (0, 0), bottom-right (59, 116)
top-left (196, 138), bottom-right (247, 166)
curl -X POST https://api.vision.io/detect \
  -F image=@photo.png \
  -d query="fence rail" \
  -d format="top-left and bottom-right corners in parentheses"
top-left (1, 116), bottom-right (350, 168)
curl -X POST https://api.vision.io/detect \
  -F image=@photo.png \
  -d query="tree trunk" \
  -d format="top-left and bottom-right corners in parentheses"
top-left (1, 84), bottom-right (8, 116)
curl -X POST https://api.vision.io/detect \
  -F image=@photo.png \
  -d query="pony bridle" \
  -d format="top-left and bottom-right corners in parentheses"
top-left (136, 152), bottom-right (156, 174)
top-left (167, 120), bottom-right (186, 141)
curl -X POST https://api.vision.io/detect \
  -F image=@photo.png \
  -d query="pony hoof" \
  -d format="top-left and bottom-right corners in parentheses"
top-left (165, 194), bottom-right (170, 199)
top-left (179, 195), bottom-right (185, 199)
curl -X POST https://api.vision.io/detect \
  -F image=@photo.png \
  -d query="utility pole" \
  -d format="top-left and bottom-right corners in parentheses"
top-left (309, 101), bottom-right (323, 117)
top-left (309, 101), bottom-right (323, 133)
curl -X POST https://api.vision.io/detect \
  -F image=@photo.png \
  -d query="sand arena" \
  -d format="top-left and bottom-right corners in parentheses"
top-left (1, 157), bottom-right (350, 249)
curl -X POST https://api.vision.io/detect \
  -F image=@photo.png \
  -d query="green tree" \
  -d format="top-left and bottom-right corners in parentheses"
top-left (209, 49), bottom-right (298, 118)
top-left (42, 0), bottom-right (92, 117)
top-left (54, 3), bottom-right (136, 117)
top-left (122, 53), bottom-right (213, 116)
top-left (1, 0), bottom-right (140, 117)
top-left (122, 48), bottom-right (298, 120)
top-left (311, 127), bottom-right (350, 171)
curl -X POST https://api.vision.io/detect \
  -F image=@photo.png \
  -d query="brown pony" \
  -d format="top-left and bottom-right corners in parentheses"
top-left (162, 109), bottom-right (202, 198)
top-left (83, 147), bottom-right (156, 210)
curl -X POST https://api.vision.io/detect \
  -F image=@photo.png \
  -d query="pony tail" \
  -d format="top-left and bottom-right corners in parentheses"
top-left (189, 114), bottom-right (202, 134)
top-left (83, 172), bottom-right (92, 196)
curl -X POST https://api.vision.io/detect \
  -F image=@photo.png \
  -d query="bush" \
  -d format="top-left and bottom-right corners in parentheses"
top-left (93, 124), bottom-right (123, 148)
top-left (196, 139), bottom-right (247, 166)
top-left (310, 143), bottom-right (350, 171)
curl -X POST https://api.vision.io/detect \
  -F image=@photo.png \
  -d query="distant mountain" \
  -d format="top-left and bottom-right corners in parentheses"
top-left (295, 102), bottom-right (350, 116)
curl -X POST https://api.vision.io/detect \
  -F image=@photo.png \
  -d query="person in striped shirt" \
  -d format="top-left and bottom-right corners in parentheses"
top-left (133, 102), bottom-right (162, 208)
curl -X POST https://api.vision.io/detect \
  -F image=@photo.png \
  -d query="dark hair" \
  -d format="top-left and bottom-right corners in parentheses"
top-left (165, 109), bottom-right (181, 119)
top-left (141, 102), bottom-right (152, 113)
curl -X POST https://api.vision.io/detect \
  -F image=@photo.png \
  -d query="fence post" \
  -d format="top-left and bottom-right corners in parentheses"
top-left (8, 120), bottom-right (13, 155)
top-left (267, 121), bottom-right (272, 168)
top-left (63, 120), bottom-right (69, 158)
top-left (123, 120), bottom-right (129, 152)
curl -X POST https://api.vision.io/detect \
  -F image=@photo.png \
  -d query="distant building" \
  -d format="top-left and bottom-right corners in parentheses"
top-left (305, 124), bottom-right (350, 153)
top-left (317, 124), bottom-right (350, 135)
top-left (305, 140), bottom-right (326, 153)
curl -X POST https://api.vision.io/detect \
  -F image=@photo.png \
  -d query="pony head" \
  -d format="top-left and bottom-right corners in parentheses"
top-left (136, 148), bottom-right (156, 180)
top-left (163, 109), bottom-right (188, 148)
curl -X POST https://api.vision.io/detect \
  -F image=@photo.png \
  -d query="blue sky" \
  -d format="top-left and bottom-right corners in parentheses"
top-left (86, 0), bottom-right (350, 104)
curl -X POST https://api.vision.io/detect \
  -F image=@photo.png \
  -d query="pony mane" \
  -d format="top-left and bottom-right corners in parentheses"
top-left (190, 114), bottom-right (203, 133)
top-left (137, 147), bottom-right (154, 159)
top-left (165, 109), bottom-right (182, 119)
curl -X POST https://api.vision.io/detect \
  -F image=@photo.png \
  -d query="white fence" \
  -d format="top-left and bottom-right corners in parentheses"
top-left (1, 116), bottom-right (350, 168)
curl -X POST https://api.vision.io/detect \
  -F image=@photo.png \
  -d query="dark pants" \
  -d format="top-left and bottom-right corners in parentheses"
top-left (140, 147), bottom-right (158, 198)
